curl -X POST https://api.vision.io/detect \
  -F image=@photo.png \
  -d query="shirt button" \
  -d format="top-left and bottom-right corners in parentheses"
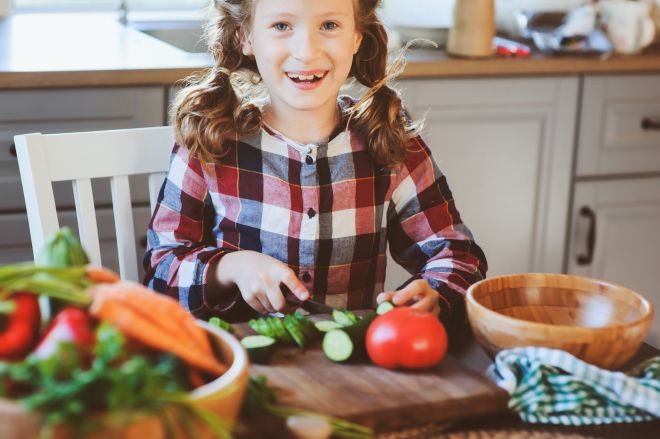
top-left (305, 155), bottom-right (314, 165)
top-left (307, 208), bottom-right (316, 218)
top-left (302, 272), bottom-right (312, 282)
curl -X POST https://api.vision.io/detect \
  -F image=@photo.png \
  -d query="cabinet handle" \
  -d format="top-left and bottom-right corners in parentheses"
top-left (9, 142), bottom-right (16, 157)
top-left (641, 117), bottom-right (660, 131)
top-left (576, 206), bottom-right (596, 266)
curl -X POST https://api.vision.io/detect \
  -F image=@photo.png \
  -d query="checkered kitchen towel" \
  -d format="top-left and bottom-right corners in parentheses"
top-left (488, 346), bottom-right (660, 425)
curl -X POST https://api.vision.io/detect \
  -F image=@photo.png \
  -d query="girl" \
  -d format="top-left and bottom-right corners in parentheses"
top-left (143, 0), bottom-right (487, 330)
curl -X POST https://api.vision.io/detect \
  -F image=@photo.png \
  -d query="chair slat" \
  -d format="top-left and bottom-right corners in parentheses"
top-left (111, 175), bottom-right (139, 282)
top-left (72, 179), bottom-right (102, 267)
top-left (148, 172), bottom-right (167, 214)
top-left (14, 133), bottom-right (61, 261)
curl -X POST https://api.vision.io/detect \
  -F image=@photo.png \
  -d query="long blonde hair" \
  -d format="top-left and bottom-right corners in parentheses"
top-left (171, 0), bottom-right (419, 168)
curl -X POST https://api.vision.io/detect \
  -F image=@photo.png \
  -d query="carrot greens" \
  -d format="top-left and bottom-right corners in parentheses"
top-left (0, 323), bottom-right (231, 438)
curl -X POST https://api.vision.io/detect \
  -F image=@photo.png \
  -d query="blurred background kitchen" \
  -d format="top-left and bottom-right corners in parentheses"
top-left (1, 0), bottom-right (660, 346)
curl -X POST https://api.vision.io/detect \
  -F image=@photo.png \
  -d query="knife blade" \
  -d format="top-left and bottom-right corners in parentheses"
top-left (280, 283), bottom-right (335, 315)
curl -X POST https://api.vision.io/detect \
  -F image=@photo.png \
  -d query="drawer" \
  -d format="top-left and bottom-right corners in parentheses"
top-left (577, 75), bottom-right (660, 176)
top-left (0, 206), bottom-right (152, 276)
top-left (0, 87), bottom-right (167, 211)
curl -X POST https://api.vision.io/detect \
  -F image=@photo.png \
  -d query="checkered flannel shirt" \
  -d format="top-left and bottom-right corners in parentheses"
top-left (143, 100), bottom-right (487, 326)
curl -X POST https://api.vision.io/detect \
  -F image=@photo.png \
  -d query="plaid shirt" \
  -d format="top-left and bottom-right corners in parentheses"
top-left (143, 98), bottom-right (487, 326)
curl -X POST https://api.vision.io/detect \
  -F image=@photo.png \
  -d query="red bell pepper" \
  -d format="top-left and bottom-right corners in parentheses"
top-left (0, 293), bottom-right (42, 361)
top-left (33, 307), bottom-right (95, 361)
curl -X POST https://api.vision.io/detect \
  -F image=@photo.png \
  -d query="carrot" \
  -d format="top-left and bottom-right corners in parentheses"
top-left (90, 282), bottom-right (211, 355)
top-left (85, 266), bottom-right (120, 284)
top-left (89, 282), bottom-right (228, 376)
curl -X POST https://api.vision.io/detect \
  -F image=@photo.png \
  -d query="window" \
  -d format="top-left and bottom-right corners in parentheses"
top-left (13, 0), bottom-right (208, 12)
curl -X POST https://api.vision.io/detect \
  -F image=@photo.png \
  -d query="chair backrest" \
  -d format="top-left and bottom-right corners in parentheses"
top-left (14, 126), bottom-right (174, 282)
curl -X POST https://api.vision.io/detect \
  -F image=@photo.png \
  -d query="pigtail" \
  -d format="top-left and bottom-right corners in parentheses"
top-left (348, 0), bottom-right (422, 169)
top-left (171, 0), bottom-right (262, 164)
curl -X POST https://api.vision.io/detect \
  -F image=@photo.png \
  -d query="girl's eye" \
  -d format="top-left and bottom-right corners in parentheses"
top-left (322, 21), bottom-right (339, 30)
top-left (273, 22), bottom-right (290, 31)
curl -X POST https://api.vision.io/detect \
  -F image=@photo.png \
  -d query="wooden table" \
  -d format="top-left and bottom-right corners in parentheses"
top-left (236, 320), bottom-right (660, 438)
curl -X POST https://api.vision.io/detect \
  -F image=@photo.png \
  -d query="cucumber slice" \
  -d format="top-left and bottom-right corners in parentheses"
top-left (249, 318), bottom-right (273, 338)
top-left (283, 314), bottom-right (307, 348)
top-left (294, 312), bottom-right (321, 340)
top-left (208, 316), bottom-right (234, 333)
top-left (314, 320), bottom-right (342, 332)
top-left (376, 301), bottom-right (395, 315)
top-left (241, 335), bottom-right (277, 363)
top-left (267, 317), bottom-right (292, 344)
top-left (332, 309), bottom-right (358, 327)
top-left (322, 312), bottom-right (378, 362)
top-left (322, 329), bottom-right (354, 362)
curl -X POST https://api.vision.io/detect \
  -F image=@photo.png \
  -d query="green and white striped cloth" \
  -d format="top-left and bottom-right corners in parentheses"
top-left (488, 346), bottom-right (660, 425)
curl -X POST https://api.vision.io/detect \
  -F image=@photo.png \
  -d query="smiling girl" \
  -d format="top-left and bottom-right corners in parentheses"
top-left (143, 0), bottom-right (488, 330)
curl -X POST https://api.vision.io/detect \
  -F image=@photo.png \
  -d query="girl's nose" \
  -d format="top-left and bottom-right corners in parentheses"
top-left (291, 27), bottom-right (321, 62)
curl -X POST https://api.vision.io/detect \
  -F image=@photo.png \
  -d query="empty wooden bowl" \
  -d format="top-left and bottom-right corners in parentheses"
top-left (466, 273), bottom-right (654, 369)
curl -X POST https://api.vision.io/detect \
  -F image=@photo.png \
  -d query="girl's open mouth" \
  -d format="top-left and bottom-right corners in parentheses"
top-left (285, 71), bottom-right (328, 89)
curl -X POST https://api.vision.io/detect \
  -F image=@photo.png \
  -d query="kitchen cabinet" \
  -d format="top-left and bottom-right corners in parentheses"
top-left (576, 75), bottom-right (660, 176)
top-left (566, 177), bottom-right (660, 348)
top-left (567, 74), bottom-right (660, 348)
top-left (0, 86), bottom-right (166, 272)
top-left (385, 77), bottom-right (579, 290)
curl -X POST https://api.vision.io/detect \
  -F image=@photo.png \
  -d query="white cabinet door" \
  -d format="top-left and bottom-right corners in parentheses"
top-left (567, 177), bottom-right (660, 348)
top-left (384, 77), bottom-right (579, 290)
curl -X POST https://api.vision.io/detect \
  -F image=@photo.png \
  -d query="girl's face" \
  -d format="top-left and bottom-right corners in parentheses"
top-left (242, 0), bottom-right (362, 120)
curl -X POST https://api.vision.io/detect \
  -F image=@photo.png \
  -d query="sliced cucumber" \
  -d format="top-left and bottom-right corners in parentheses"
top-left (267, 317), bottom-right (292, 344)
top-left (241, 335), bottom-right (277, 363)
top-left (376, 301), bottom-right (395, 315)
top-left (314, 320), bottom-right (342, 332)
top-left (249, 318), bottom-right (274, 338)
top-left (322, 312), bottom-right (378, 362)
top-left (322, 329), bottom-right (354, 362)
top-left (294, 312), bottom-right (320, 340)
top-left (208, 316), bottom-right (234, 333)
top-left (332, 309), bottom-right (359, 327)
top-left (283, 314), bottom-right (307, 348)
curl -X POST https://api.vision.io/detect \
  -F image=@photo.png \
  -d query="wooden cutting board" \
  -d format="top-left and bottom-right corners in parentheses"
top-left (234, 317), bottom-right (508, 432)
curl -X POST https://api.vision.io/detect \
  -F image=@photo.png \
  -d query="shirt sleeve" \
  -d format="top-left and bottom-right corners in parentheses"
top-left (387, 135), bottom-right (488, 331)
top-left (142, 143), bottom-right (239, 318)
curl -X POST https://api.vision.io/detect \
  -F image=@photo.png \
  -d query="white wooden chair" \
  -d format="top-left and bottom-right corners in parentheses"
top-left (14, 126), bottom-right (174, 282)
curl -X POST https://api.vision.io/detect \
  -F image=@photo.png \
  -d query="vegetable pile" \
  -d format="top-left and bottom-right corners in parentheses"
top-left (245, 303), bottom-right (448, 370)
top-left (0, 228), bottom-right (230, 438)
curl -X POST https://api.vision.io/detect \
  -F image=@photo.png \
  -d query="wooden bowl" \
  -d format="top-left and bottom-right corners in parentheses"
top-left (0, 321), bottom-right (249, 439)
top-left (466, 273), bottom-right (653, 369)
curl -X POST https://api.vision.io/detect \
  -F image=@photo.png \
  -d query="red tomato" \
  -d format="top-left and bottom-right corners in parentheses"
top-left (366, 307), bottom-right (447, 369)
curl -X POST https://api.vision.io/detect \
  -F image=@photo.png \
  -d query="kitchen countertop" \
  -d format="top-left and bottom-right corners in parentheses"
top-left (2, 13), bottom-right (660, 90)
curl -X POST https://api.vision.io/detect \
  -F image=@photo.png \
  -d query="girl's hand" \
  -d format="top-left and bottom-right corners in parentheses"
top-left (376, 279), bottom-right (441, 317)
top-left (216, 251), bottom-right (309, 314)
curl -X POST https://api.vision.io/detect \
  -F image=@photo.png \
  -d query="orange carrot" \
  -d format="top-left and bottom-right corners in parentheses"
top-left (89, 282), bottom-right (227, 376)
top-left (85, 266), bottom-right (120, 284)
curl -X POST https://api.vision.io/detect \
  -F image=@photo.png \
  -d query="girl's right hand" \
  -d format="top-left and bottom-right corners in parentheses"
top-left (216, 250), bottom-right (309, 314)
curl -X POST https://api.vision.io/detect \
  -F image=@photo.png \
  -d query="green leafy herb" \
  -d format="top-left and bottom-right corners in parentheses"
top-left (0, 322), bottom-right (231, 438)
top-left (244, 376), bottom-right (372, 439)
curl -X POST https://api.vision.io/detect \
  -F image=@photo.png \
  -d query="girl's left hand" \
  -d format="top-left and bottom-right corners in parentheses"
top-left (376, 279), bottom-right (441, 317)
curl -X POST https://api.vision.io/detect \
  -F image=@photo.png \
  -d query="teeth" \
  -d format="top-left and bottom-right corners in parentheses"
top-left (287, 72), bottom-right (324, 81)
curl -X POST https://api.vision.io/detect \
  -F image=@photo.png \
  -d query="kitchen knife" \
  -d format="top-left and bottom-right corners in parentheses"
top-left (280, 284), bottom-right (335, 315)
